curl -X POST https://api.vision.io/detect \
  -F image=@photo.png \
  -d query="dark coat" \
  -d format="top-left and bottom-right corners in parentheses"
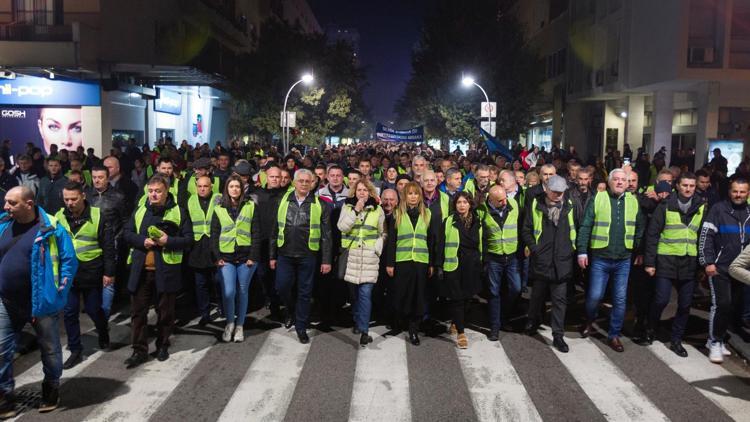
top-left (644, 194), bottom-right (705, 279)
top-left (269, 191), bottom-right (333, 265)
top-left (37, 174), bottom-right (67, 215)
top-left (699, 200), bottom-right (750, 275)
top-left (123, 195), bottom-right (193, 293)
top-left (63, 202), bottom-right (116, 288)
top-left (210, 199), bottom-right (261, 264)
top-left (521, 198), bottom-right (577, 283)
top-left (86, 185), bottom-right (127, 242)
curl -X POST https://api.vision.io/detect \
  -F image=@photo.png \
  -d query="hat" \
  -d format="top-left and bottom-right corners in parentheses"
top-left (395, 174), bottom-right (412, 183)
top-left (547, 175), bottom-right (568, 193)
top-left (232, 161), bottom-right (252, 176)
top-left (192, 157), bottom-right (211, 169)
top-left (655, 181), bottom-right (672, 194)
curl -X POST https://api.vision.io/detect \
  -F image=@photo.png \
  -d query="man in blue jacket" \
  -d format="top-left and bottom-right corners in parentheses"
top-left (0, 186), bottom-right (77, 417)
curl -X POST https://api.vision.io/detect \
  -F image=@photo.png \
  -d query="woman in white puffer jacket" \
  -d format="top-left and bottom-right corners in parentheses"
top-left (337, 179), bottom-right (386, 347)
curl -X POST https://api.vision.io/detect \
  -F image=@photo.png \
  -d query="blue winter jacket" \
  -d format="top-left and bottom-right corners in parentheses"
top-left (0, 207), bottom-right (77, 317)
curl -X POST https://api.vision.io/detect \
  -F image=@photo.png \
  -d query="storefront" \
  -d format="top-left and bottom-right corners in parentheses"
top-left (0, 75), bottom-right (102, 157)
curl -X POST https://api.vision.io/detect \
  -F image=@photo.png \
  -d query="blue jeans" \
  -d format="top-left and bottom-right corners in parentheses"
top-left (102, 283), bottom-right (115, 319)
top-left (275, 255), bottom-right (317, 333)
top-left (350, 283), bottom-right (374, 334)
top-left (219, 262), bottom-right (257, 326)
top-left (64, 286), bottom-right (107, 353)
top-left (586, 257), bottom-right (631, 338)
top-left (486, 256), bottom-right (521, 331)
top-left (193, 268), bottom-right (214, 319)
top-left (0, 300), bottom-right (62, 394)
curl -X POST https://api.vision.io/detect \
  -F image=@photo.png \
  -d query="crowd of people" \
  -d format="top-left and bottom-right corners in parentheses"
top-left (0, 135), bottom-right (747, 416)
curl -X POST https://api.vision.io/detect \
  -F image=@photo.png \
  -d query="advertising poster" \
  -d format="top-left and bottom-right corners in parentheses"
top-left (0, 106), bottom-right (86, 156)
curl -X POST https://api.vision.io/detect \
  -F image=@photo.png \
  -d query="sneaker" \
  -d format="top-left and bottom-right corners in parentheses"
top-left (98, 328), bottom-right (110, 350)
top-left (708, 341), bottom-right (724, 364)
top-left (222, 323), bottom-right (235, 343)
top-left (456, 333), bottom-right (468, 349)
top-left (38, 383), bottom-right (59, 413)
top-left (233, 326), bottom-right (244, 343)
top-left (124, 352), bottom-right (148, 369)
top-left (721, 342), bottom-right (732, 356)
top-left (62, 350), bottom-right (82, 370)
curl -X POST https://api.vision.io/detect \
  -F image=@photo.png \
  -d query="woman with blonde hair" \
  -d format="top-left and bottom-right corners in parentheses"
top-left (338, 179), bottom-right (386, 347)
top-left (384, 181), bottom-right (436, 345)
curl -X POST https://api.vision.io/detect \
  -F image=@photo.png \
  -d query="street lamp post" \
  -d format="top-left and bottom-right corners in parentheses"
top-left (282, 73), bottom-right (314, 155)
top-left (461, 75), bottom-right (491, 135)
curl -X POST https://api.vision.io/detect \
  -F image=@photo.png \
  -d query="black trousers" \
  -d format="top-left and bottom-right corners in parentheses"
top-left (528, 278), bottom-right (568, 337)
top-left (131, 271), bottom-right (176, 354)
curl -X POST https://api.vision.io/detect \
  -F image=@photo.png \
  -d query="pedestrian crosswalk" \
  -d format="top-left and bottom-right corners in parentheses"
top-left (8, 318), bottom-right (750, 422)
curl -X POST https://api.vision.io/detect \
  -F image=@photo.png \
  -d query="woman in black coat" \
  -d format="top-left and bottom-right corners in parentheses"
top-left (435, 191), bottom-right (482, 349)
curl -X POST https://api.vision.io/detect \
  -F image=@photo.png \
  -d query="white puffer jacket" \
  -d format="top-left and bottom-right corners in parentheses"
top-left (337, 203), bottom-right (386, 284)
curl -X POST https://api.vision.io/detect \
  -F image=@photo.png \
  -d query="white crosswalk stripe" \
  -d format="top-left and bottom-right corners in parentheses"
top-left (457, 330), bottom-right (542, 422)
top-left (647, 340), bottom-right (750, 420)
top-left (7, 321), bottom-right (749, 421)
top-left (218, 328), bottom-right (312, 422)
top-left (538, 329), bottom-right (670, 421)
top-left (349, 327), bottom-right (411, 422)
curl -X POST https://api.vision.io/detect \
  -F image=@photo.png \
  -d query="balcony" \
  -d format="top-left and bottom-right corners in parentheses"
top-left (0, 24), bottom-right (73, 42)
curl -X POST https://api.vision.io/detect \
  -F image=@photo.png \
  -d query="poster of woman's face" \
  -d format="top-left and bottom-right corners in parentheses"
top-left (37, 107), bottom-right (83, 155)
top-left (0, 106), bottom-right (84, 157)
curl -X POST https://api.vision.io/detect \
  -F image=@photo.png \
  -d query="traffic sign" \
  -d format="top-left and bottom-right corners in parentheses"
top-left (481, 102), bottom-right (496, 118)
top-left (280, 111), bottom-right (296, 128)
top-left (481, 121), bottom-right (496, 136)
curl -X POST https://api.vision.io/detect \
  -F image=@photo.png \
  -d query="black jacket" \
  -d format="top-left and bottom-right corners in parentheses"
top-left (37, 174), bottom-right (67, 215)
top-left (188, 195), bottom-right (219, 269)
top-left (699, 200), bottom-right (750, 275)
top-left (644, 194), bottom-right (706, 279)
top-left (384, 207), bottom-right (438, 267)
top-left (521, 198), bottom-right (577, 283)
top-left (123, 196), bottom-right (193, 293)
top-left (210, 199), bottom-right (261, 264)
top-left (112, 176), bottom-right (139, 215)
top-left (480, 199), bottom-right (521, 261)
top-left (269, 191), bottom-right (332, 265)
top-left (86, 186), bottom-right (127, 243)
top-left (64, 203), bottom-right (116, 288)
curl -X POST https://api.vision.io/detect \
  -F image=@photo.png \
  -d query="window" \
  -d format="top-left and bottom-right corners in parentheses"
top-left (13, 0), bottom-right (60, 25)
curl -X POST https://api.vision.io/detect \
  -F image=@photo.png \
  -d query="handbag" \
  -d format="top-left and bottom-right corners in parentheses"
top-left (337, 248), bottom-right (349, 280)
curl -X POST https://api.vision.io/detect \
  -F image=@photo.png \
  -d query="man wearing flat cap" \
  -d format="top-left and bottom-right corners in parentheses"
top-left (522, 175), bottom-right (578, 353)
top-left (179, 157), bottom-right (220, 207)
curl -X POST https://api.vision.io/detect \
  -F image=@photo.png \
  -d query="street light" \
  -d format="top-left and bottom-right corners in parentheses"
top-left (461, 74), bottom-right (491, 134)
top-left (282, 73), bottom-right (314, 154)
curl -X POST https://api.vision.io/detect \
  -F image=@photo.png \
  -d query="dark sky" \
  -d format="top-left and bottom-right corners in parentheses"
top-left (308, 0), bottom-right (425, 125)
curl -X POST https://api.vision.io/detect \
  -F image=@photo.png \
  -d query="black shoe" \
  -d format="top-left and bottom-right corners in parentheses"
top-left (352, 327), bottom-right (361, 335)
top-left (285, 315), bottom-right (295, 329)
top-left (524, 321), bottom-right (539, 336)
top-left (0, 393), bottom-right (16, 419)
top-left (297, 331), bottom-right (310, 344)
top-left (62, 350), bottom-right (82, 370)
top-left (553, 336), bottom-right (569, 353)
top-left (409, 332), bottom-right (420, 346)
top-left (39, 382), bottom-right (59, 413)
top-left (487, 330), bottom-right (499, 342)
top-left (359, 333), bottom-right (373, 347)
top-left (198, 316), bottom-right (211, 327)
top-left (670, 341), bottom-right (688, 358)
top-left (124, 352), bottom-right (148, 369)
top-left (156, 347), bottom-right (169, 362)
top-left (643, 329), bottom-right (655, 345)
top-left (98, 329), bottom-right (110, 350)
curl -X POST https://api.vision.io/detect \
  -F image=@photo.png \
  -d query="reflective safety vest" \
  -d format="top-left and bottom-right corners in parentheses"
top-left (187, 193), bottom-right (219, 241)
top-left (276, 192), bottom-right (322, 251)
top-left (531, 198), bottom-right (576, 250)
top-left (464, 179), bottom-right (476, 197)
top-left (55, 206), bottom-right (102, 261)
top-left (186, 175), bottom-right (220, 196)
top-left (657, 204), bottom-right (704, 256)
top-left (341, 204), bottom-right (381, 249)
top-left (395, 208), bottom-right (431, 264)
top-left (146, 165), bottom-right (155, 179)
top-left (215, 202), bottom-right (255, 253)
top-left (128, 204), bottom-right (183, 265)
top-left (138, 177), bottom-right (180, 207)
top-left (591, 191), bottom-right (638, 249)
top-left (439, 191), bottom-right (450, 218)
top-left (373, 167), bottom-right (383, 181)
top-left (482, 197), bottom-right (519, 255)
top-left (443, 214), bottom-right (482, 272)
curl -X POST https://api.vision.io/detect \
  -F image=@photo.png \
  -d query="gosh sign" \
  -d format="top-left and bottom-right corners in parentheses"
top-left (0, 109), bottom-right (26, 118)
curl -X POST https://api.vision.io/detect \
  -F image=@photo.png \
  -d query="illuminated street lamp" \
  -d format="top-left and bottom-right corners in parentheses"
top-left (461, 75), bottom-right (491, 134)
top-left (282, 73), bottom-right (314, 154)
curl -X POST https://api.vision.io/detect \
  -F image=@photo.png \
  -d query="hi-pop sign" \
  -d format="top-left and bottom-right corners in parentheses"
top-left (0, 75), bottom-right (100, 106)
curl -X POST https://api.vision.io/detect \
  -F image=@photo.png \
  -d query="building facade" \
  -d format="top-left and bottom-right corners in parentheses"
top-left (513, 0), bottom-right (750, 171)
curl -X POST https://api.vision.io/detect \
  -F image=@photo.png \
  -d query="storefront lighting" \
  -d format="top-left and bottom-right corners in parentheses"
top-left (129, 93), bottom-right (141, 98)
top-left (542, 118), bottom-right (552, 123)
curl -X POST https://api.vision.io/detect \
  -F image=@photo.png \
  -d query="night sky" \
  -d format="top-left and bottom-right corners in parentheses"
top-left (308, 0), bottom-right (426, 126)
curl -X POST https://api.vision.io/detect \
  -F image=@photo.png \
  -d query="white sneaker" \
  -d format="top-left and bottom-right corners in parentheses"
top-left (708, 341), bottom-right (724, 364)
top-left (233, 326), bottom-right (244, 343)
top-left (721, 342), bottom-right (732, 356)
top-left (222, 323), bottom-right (235, 342)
